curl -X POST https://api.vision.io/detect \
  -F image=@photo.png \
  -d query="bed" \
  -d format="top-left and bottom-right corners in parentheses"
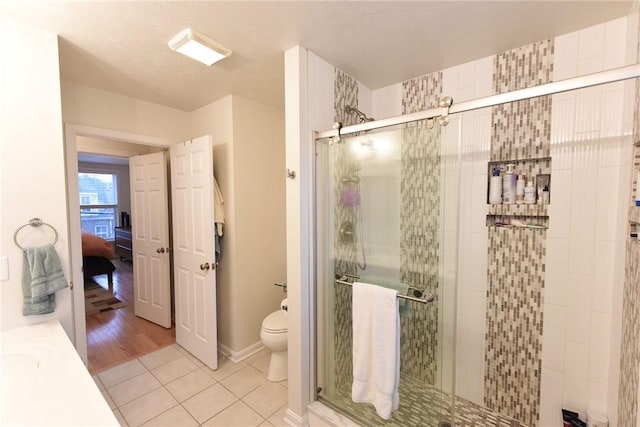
top-left (81, 233), bottom-right (116, 292)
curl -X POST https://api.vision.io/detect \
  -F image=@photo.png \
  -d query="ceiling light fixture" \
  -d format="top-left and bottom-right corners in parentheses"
top-left (168, 28), bottom-right (232, 66)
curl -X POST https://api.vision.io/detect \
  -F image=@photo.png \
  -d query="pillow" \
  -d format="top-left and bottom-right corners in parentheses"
top-left (81, 233), bottom-right (115, 259)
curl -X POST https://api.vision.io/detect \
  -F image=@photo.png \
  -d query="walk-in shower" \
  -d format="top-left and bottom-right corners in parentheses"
top-left (312, 60), bottom-right (640, 426)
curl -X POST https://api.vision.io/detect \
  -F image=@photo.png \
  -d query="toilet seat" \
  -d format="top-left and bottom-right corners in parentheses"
top-left (262, 310), bottom-right (287, 333)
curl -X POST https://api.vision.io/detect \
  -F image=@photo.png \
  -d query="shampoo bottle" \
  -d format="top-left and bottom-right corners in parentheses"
top-left (502, 164), bottom-right (516, 204)
top-left (489, 166), bottom-right (502, 204)
top-left (524, 180), bottom-right (536, 204)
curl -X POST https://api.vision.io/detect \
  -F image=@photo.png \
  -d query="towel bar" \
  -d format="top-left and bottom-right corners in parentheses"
top-left (13, 218), bottom-right (59, 250)
top-left (335, 275), bottom-right (435, 304)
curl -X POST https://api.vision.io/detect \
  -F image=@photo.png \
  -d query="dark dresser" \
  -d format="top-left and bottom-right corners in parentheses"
top-left (114, 226), bottom-right (132, 261)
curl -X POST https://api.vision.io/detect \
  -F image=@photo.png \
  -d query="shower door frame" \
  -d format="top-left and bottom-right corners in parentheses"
top-left (308, 62), bottom-right (640, 423)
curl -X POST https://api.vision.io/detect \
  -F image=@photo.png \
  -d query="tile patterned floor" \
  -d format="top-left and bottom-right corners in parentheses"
top-left (93, 345), bottom-right (288, 427)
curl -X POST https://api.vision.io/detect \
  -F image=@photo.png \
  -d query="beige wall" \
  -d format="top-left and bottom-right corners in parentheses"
top-left (0, 17), bottom-right (72, 333)
top-left (191, 95), bottom-right (286, 353)
top-left (231, 96), bottom-right (286, 351)
top-left (0, 15), bottom-right (286, 356)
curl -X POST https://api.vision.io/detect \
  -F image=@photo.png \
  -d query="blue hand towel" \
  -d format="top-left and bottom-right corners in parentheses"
top-left (22, 245), bottom-right (68, 316)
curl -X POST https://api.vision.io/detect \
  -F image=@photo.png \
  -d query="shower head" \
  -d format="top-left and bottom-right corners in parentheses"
top-left (345, 105), bottom-right (375, 123)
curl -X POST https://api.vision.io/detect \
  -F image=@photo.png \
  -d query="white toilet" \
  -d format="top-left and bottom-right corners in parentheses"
top-left (260, 299), bottom-right (288, 382)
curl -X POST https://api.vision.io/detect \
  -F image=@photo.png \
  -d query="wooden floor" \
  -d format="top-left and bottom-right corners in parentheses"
top-left (85, 259), bottom-right (175, 374)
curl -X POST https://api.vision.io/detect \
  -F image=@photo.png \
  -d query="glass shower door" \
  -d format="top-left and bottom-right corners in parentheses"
top-left (315, 118), bottom-right (459, 427)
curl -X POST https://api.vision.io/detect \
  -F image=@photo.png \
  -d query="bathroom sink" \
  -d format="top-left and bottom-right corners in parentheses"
top-left (1, 320), bottom-right (119, 426)
top-left (1, 342), bottom-right (56, 400)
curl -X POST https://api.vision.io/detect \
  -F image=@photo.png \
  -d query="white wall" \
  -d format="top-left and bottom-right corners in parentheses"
top-left (0, 17), bottom-right (72, 333)
top-left (540, 16), bottom-right (634, 426)
top-left (61, 82), bottom-right (191, 142)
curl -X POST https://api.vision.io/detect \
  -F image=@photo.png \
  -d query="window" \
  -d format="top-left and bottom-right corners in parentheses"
top-left (78, 171), bottom-right (118, 240)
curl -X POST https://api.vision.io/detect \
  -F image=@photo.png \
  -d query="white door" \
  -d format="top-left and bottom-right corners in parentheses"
top-left (130, 152), bottom-right (172, 328)
top-left (170, 136), bottom-right (218, 369)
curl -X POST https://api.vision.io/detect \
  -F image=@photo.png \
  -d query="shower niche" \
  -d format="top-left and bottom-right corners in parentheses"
top-left (486, 157), bottom-right (551, 228)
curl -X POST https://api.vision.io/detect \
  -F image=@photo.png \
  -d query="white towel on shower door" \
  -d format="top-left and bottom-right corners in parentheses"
top-left (351, 281), bottom-right (400, 420)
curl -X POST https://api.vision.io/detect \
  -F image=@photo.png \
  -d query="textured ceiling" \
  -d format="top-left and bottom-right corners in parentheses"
top-left (0, 1), bottom-right (634, 111)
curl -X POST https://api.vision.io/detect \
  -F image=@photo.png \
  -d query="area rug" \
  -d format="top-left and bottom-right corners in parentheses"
top-left (84, 281), bottom-right (127, 315)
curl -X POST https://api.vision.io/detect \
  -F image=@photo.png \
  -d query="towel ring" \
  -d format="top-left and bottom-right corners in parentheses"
top-left (13, 218), bottom-right (59, 250)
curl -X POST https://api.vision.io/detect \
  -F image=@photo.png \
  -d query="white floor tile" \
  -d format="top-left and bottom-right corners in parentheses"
top-left (202, 401), bottom-right (265, 427)
top-left (220, 365), bottom-right (268, 397)
top-left (268, 404), bottom-right (289, 427)
top-left (166, 367), bottom-right (217, 402)
top-left (151, 356), bottom-right (199, 384)
top-left (243, 382), bottom-right (288, 418)
top-left (101, 388), bottom-right (116, 409)
top-left (250, 353), bottom-right (271, 375)
top-left (141, 405), bottom-right (199, 427)
top-left (119, 387), bottom-right (179, 427)
top-left (98, 359), bottom-right (148, 387)
top-left (207, 356), bottom-right (246, 381)
top-left (183, 351), bottom-right (206, 368)
top-left (259, 422), bottom-right (276, 427)
top-left (113, 409), bottom-right (128, 427)
top-left (182, 383), bottom-right (238, 424)
top-left (245, 347), bottom-right (270, 365)
top-left (139, 346), bottom-right (184, 370)
top-left (108, 372), bottom-right (162, 407)
top-left (93, 374), bottom-right (105, 390)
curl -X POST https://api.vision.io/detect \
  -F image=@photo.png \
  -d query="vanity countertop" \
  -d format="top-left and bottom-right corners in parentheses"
top-left (1, 319), bottom-right (118, 426)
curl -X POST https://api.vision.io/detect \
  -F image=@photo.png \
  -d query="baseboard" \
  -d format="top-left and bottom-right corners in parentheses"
top-left (217, 340), bottom-right (265, 363)
top-left (284, 408), bottom-right (309, 427)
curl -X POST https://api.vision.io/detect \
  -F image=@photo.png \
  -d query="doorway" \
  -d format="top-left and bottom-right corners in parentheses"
top-left (65, 124), bottom-right (175, 367)
top-left (77, 149), bottom-right (175, 373)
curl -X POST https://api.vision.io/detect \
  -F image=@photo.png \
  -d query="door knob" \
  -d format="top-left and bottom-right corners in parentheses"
top-left (156, 247), bottom-right (165, 253)
top-left (200, 262), bottom-right (210, 271)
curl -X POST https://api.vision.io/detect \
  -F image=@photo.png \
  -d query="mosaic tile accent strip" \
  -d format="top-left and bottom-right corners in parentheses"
top-left (484, 40), bottom-right (552, 426)
top-left (400, 71), bottom-right (443, 384)
top-left (491, 40), bottom-right (554, 161)
top-left (485, 227), bottom-right (546, 426)
top-left (332, 69), bottom-right (359, 393)
top-left (618, 239), bottom-right (640, 427)
top-left (402, 71), bottom-right (443, 114)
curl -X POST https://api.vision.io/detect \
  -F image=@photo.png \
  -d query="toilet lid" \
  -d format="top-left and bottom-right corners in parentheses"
top-left (262, 310), bottom-right (287, 333)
